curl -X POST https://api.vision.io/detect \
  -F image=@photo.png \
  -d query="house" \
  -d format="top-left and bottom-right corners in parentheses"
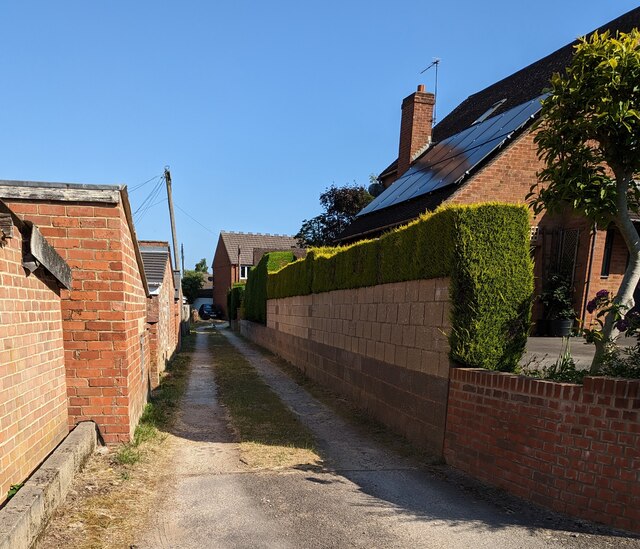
top-left (0, 200), bottom-right (72, 501)
top-left (0, 180), bottom-right (151, 443)
top-left (192, 272), bottom-right (214, 311)
top-left (139, 240), bottom-right (181, 389)
top-left (212, 231), bottom-right (301, 317)
top-left (338, 7), bottom-right (640, 327)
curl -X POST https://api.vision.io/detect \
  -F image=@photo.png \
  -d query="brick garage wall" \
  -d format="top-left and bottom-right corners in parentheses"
top-left (5, 197), bottom-right (149, 443)
top-left (147, 256), bottom-right (179, 389)
top-left (213, 238), bottom-right (232, 318)
top-left (444, 369), bottom-right (640, 533)
top-left (242, 278), bottom-right (451, 456)
top-left (0, 220), bottom-right (68, 501)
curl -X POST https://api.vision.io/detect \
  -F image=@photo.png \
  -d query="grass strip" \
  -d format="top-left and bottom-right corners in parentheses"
top-left (239, 335), bottom-right (441, 465)
top-left (206, 329), bottom-right (321, 470)
top-left (115, 331), bottom-right (193, 465)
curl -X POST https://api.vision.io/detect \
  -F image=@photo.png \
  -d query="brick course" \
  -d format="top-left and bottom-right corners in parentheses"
top-left (444, 368), bottom-right (640, 533)
top-left (0, 216), bottom-right (68, 501)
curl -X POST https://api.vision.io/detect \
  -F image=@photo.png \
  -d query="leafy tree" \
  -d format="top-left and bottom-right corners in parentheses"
top-left (529, 29), bottom-right (640, 372)
top-left (296, 184), bottom-right (373, 246)
top-left (182, 259), bottom-right (207, 304)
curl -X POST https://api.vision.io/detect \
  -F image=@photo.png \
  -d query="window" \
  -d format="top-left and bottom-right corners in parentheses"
top-left (601, 228), bottom-right (615, 277)
top-left (239, 265), bottom-right (250, 280)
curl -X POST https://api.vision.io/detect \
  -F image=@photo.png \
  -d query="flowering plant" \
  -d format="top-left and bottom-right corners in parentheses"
top-left (583, 289), bottom-right (640, 344)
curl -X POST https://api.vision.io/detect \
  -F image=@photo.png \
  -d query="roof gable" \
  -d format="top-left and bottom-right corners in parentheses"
top-left (218, 231), bottom-right (298, 265)
top-left (139, 241), bottom-right (170, 288)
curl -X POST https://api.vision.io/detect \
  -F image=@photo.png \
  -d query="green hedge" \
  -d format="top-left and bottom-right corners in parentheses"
top-left (227, 283), bottom-right (245, 321)
top-left (244, 251), bottom-right (296, 324)
top-left (265, 204), bottom-right (533, 371)
top-left (448, 206), bottom-right (533, 371)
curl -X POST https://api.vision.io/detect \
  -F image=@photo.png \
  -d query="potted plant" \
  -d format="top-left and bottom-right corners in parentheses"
top-left (540, 273), bottom-right (576, 336)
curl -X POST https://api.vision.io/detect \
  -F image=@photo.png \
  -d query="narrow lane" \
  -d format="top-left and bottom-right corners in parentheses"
top-left (137, 328), bottom-right (639, 548)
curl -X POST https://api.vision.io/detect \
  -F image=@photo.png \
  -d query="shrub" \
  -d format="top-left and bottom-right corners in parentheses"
top-left (449, 204), bottom-right (533, 371)
top-left (227, 283), bottom-right (245, 320)
top-left (266, 203), bottom-right (533, 371)
top-left (244, 252), bottom-right (296, 324)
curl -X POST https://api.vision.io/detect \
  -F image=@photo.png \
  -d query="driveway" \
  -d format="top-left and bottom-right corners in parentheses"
top-left (136, 327), bottom-right (639, 548)
top-left (522, 336), bottom-right (637, 370)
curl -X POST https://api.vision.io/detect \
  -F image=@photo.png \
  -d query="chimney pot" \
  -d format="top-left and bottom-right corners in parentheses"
top-left (417, 84), bottom-right (425, 92)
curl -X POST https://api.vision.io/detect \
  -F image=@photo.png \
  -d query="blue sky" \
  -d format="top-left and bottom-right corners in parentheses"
top-left (0, 1), bottom-right (637, 269)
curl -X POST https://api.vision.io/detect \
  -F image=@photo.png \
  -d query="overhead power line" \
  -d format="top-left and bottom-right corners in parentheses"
top-left (175, 203), bottom-right (217, 235)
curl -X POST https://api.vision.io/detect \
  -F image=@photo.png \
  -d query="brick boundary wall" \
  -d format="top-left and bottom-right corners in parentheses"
top-left (241, 278), bottom-right (451, 457)
top-left (444, 368), bottom-right (640, 533)
top-left (146, 256), bottom-right (179, 389)
top-left (3, 191), bottom-right (150, 444)
top-left (0, 219), bottom-right (68, 502)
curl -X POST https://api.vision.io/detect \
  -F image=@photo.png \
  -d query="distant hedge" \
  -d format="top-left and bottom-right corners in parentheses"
top-left (244, 251), bottom-right (296, 324)
top-left (227, 283), bottom-right (245, 321)
top-left (264, 204), bottom-right (533, 371)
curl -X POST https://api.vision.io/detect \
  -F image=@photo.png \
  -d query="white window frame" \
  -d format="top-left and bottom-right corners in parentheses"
top-left (239, 265), bottom-right (250, 280)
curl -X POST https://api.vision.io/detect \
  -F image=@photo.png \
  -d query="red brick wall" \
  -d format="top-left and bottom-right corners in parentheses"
top-left (213, 238), bottom-right (233, 318)
top-left (0, 220), bottom-right (68, 501)
top-left (147, 254), bottom-right (179, 389)
top-left (5, 199), bottom-right (149, 443)
top-left (444, 368), bottom-right (640, 533)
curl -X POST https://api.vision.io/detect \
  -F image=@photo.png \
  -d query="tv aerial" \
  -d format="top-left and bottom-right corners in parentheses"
top-left (420, 58), bottom-right (441, 125)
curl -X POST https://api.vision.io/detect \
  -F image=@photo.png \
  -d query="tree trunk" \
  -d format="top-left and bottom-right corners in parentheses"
top-left (590, 170), bottom-right (640, 373)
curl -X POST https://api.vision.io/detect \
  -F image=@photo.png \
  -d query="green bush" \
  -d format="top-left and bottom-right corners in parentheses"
top-left (265, 203), bottom-right (533, 371)
top-left (227, 283), bottom-right (245, 320)
top-left (268, 255), bottom-right (313, 299)
top-left (448, 204), bottom-right (533, 371)
top-left (244, 252), bottom-right (296, 324)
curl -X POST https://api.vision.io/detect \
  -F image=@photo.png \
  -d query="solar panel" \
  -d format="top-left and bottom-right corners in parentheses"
top-left (357, 95), bottom-right (545, 217)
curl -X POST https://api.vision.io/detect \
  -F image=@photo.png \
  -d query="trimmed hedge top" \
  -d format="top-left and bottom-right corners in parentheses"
top-left (264, 204), bottom-right (534, 371)
top-left (244, 251), bottom-right (296, 324)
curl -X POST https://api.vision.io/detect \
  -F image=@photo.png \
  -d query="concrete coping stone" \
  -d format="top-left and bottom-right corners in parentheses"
top-left (0, 421), bottom-right (98, 549)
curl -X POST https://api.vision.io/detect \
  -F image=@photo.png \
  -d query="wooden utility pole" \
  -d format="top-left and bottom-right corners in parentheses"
top-left (164, 167), bottom-right (180, 273)
top-left (181, 243), bottom-right (185, 273)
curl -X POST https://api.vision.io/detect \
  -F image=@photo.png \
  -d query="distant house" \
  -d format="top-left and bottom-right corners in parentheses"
top-left (192, 272), bottom-right (214, 311)
top-left (139, 240), bottom-right (181, 389)
top-left (338, 7), bottom-right (640, 326)
top-left (212, 231), bottom-right (301, 317)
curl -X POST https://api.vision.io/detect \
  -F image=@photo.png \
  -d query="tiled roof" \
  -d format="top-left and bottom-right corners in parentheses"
top-left (220, 232), bottom-right (299, 265)
top-left (346, 7), bottom-right (640, 242)
top-left (139, 242), bottom-right (170, 286)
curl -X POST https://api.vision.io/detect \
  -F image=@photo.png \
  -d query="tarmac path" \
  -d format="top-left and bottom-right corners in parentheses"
top-left (136, 327), bottom-right (639, 549)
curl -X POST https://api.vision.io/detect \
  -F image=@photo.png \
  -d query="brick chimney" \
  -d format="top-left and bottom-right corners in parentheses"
top-left (397, 84), bottom-right (435, 178)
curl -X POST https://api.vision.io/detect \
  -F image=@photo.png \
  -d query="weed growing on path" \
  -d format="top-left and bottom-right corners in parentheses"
top-left (206, 330), bottom-right (322, 470)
